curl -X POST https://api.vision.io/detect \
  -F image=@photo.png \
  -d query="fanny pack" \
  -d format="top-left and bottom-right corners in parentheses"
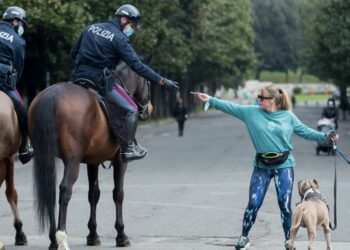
top-left (256, 151), bottom-right (290, 166)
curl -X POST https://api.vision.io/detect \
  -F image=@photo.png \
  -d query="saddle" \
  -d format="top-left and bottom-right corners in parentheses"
top-left (72, 78), bottom-right (130, 144)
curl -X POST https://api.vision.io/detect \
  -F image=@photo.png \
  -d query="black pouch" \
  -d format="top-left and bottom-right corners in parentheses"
top-left (102, 67), bottom-right (118, 95)
top-left (256, 151), bottom-right (290, 166)
top-left (0, 63), bottom-right (16, 90)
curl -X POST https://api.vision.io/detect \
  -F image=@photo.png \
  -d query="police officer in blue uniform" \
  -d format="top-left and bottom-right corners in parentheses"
top-left (0, 6), bottom-right (33, 164)
top-left (71, 4), bottom-right (179, 162)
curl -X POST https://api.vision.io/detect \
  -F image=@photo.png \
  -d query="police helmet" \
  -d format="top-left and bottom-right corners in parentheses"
top-left (115, 4), bottom-right (141, 27)
top-left (2, 6), bottom-right (28, 26)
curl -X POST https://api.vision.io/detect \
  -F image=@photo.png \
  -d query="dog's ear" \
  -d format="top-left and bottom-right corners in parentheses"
top-left (298, 180), bottom-right (306, 195)
top-left (312, 179), bottom-right (319, 189)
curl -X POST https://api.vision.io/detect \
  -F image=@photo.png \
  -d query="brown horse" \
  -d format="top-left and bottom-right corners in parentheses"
top-left (0, 91), bottom-right (27, 250)
top-left (28, 62), bottom-right (152, 250)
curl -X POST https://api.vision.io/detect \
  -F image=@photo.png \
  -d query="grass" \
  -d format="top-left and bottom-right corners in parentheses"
top-left (295, 94), bottom-right (331, 102)
top-left (258, 70), bottom-right (321, 83)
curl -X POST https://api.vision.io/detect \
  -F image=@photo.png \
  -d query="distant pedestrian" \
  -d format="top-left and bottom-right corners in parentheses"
top-left (194, 84), bottom-right (339, 250)
top-left (173, 98), bottom-right (188, 136)
top-left (291, 95), bottom-right (296, 109)
top-left (339, 98), bottom-right (348, 121)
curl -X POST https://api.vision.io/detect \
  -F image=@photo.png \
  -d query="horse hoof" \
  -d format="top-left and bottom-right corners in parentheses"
top-left (15, 232), bottom-right (28, 246)
top-left (86, 234), bottom-right (101, 246)
top-left (116, 237), bottom-right (130, 247)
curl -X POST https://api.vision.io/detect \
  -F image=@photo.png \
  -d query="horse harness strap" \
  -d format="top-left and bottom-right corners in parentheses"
top-left (115, 72), bottom-right (151, 116)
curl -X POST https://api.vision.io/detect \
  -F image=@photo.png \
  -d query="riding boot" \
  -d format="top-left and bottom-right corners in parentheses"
top-left (10, 97), bottom-right (34, 164)
top-left (18, 136), bottom-right (34, 164)
top-left (120, 112), bottom-right (147, 162)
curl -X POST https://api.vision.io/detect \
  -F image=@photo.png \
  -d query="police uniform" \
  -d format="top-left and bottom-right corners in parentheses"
top-left (0, 21), bottom-right (25, 101)
top-left (71, 18), bottom-right (161, 113)
top-left (0, 19), bottom-right (33, 164)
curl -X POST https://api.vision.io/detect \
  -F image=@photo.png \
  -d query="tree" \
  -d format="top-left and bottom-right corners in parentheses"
top-left (252, 0), bottom-right (301, 81)
top-left (300, 0), bottom-right (350, 106)
top-left (190, 0), bottom-right (255, 89)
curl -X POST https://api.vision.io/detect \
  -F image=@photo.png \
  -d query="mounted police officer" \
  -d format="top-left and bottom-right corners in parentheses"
top-left (0, 6), bottom-right (33, 164)
top-left (71, 4), bottom-right (179, 162)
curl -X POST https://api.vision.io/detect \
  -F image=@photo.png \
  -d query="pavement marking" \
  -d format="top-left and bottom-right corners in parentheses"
top-left (127, 200), bottom-right (237, 211)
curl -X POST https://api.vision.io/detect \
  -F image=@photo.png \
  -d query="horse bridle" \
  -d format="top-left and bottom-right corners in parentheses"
top-left (133, 77), bottom-right (151, 118)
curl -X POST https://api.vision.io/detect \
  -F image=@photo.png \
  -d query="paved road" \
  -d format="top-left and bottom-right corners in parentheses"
top-left (1, 104), bottom-right (350, 250)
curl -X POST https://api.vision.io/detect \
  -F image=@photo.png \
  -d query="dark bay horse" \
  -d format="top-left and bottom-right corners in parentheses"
top-left (0, 91), bottom-right (27, 250)
top-left (28, 62), bottom-right (152, 250)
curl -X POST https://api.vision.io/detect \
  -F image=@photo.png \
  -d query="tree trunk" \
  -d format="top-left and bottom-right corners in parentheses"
top-left (285, 69), bottom-right (289, 83)
top-left (299, 70), bottom-right (304, 83)
top-left (255, 67), bottom-right (262, 80)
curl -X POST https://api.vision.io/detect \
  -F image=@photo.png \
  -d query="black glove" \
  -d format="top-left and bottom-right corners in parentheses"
top-left (161, 78), bottom-right (179, 93)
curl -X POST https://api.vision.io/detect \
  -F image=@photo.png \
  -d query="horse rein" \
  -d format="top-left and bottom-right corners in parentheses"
top-left (114, 73), bottom-right (151, 117)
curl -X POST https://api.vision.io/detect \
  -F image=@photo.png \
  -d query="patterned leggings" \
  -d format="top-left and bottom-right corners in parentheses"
top-left (241, 167), bottom-right (294, 240)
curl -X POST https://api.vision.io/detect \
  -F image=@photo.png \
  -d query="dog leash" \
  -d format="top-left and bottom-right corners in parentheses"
top-left (329, 143), bottom-right (337, 230)
top-left (328, 137), bottom-right (350, 230)
top-left (335, 146), bottom-right (350, 165)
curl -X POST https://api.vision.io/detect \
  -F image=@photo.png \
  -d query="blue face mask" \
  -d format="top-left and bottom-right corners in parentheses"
top-left (123, 26), bottom-right (134, 37)
top-left (17, 25), bottom-right (24, 36)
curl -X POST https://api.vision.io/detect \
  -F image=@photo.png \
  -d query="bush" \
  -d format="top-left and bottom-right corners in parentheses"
top-left (293, 87), bottom-right (302, 95)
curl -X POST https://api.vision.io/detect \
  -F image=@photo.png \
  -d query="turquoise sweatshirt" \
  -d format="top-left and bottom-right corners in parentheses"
top-left (209, 97), bottom-right (326, 169)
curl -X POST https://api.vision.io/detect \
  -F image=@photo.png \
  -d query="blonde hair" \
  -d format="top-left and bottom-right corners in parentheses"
top-left (263, 84), bottom-right (290, 110)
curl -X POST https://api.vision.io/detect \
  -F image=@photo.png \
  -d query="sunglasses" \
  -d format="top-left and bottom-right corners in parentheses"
top-left (257, 95), bottom-right (273, 101)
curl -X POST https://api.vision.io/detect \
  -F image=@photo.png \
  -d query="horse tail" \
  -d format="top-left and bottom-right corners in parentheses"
top-left (31, 89), bottom-right (58, 232)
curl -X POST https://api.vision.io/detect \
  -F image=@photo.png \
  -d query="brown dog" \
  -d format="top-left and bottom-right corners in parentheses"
top-left (289, 179), bottom-right (332, 250)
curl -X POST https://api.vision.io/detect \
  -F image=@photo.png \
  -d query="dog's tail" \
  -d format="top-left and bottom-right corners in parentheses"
top-left (291, 207), bottom-right (304, 231)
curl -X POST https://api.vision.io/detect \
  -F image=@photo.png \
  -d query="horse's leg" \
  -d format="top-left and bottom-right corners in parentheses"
top-left (0, 160), bottom-right (4, 250)
top-left (86, 164), bottom-right (101, 246)
top-left (48, 209), bottom-right (58, 250)
top-left (56, 158), bottom-right (80, 250)
top-left (4, 158), bottom-right (27, 246)
top-left (112, 155), bottom-right (130, 247)
top-left (0, 160), bottom-right (5, 187)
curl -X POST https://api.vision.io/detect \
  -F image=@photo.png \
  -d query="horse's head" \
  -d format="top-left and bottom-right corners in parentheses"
top-left (116, 57), bottom-right (153, 121)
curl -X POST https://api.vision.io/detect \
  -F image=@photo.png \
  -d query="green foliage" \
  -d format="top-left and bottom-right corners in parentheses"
top-left (252, 0), bottom-right (301, 72)
top-left (258, 69), bottom-right (321, 83)
top-left (293, 87), bottom-right (302, 95)
top-left (300, 0), bottom-right (350, 87)
top-left (191, 0), bottom-right (256, 87)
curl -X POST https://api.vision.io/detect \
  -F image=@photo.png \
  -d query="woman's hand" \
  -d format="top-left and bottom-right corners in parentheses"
top-left (196, 93), bottom-right (210, 102)
top-left (326, 130), bottom-right (339, 143)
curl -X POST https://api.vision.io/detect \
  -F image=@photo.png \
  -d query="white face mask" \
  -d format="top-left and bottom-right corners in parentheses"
top-left (17, 25), bottom-right (24, 36)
